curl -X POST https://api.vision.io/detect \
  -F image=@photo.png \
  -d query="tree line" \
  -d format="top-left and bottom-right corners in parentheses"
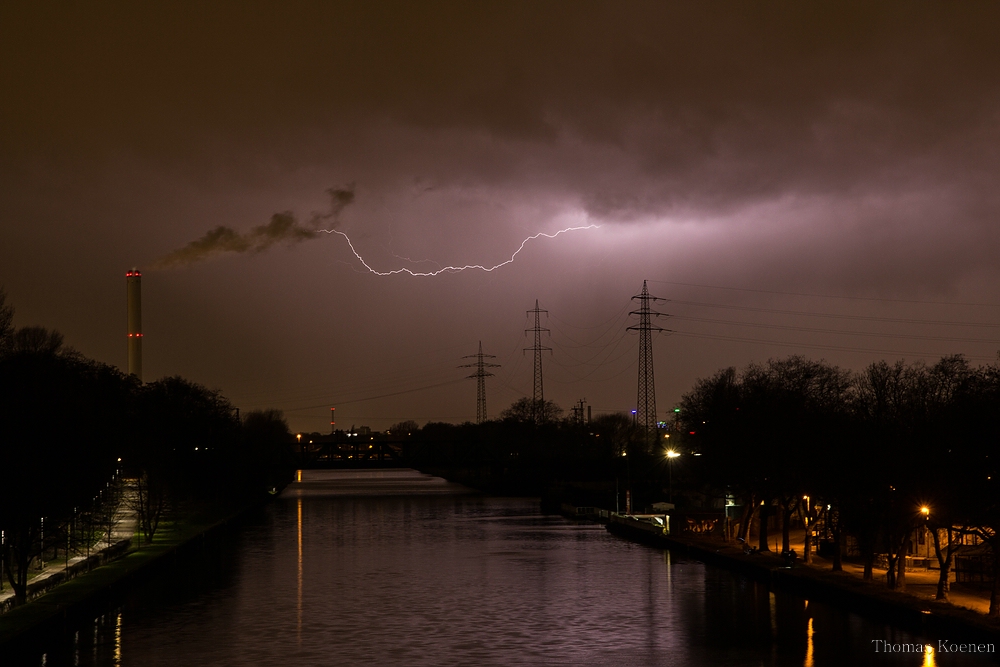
top-left (393, 395), bottom-right (667, 508)
top-left (0, 289), bottom-right (294, 606)
top-left (677, 354), bottom-right (1000, 612)
top-left (392, 351), bottom-right (1000, 615)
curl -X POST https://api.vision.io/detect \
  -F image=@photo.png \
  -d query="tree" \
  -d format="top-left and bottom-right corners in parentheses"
top-left (126, 376), bottom-right (240, 542)
top-left (590, 412), bottom-right (641, 459)
top-left (944, 362), bottom-right (1000, 613)
top-left (388, 420), bottom-right (420, 436)
top-left (680, 357), bottom-right (850, 553)
top-left (9, 326), bottom-right (65, 355)
top-left (0, 343), bottom-right (130, 603)
top-left (846, 356), bottom-right (976, 590)
top-left (128, 471), bottom-right (169, 546)
top-left (680, 367), bottom-right (755, 538)
top-left (240, 409), bottom-right (294, 492)
top-left (500, 398), bottom-right (563, 424)
top-left (0, 286), bottom-right (13, 354)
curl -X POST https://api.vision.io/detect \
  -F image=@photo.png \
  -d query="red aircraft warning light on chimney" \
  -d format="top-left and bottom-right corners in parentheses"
top-left (126, 269), bottom-right (142, 381)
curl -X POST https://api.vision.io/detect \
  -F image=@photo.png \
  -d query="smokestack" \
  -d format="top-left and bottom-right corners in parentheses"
top-left (126, 268), bottom-right (142, 381)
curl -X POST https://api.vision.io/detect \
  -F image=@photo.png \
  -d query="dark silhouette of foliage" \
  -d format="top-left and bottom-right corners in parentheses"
top-left (0, 337), bottom-right (131, 603)
top-left (388, 420), bottom-right (420, 436)
top-left (9, 326), bottom-right (66, 355)
top-left (240, 408), bottom-right (295, 492)
top-left (0, 293), bottom-right (294, 603)
top-left (0, 287), bottom-right (14, 354)
top-left (499, 397), bottom-right (563, 423)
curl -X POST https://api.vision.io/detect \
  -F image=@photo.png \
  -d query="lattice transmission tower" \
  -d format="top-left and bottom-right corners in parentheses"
top-left (524, 300), bottom-right (551, 423)
top-left (460, 341), bottom-right (500, 423)
top-left (627, 281), bottom-right (669, 444)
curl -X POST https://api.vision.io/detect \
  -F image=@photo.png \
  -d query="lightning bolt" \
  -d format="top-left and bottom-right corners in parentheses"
top-left (318, 225), bottom-right (599, 276)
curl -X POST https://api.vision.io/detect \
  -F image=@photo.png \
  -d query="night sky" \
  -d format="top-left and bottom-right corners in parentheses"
top-left (3, 2), bottom-right (999, 433)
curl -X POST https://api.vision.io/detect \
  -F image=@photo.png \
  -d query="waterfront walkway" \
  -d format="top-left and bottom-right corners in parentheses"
top-left (0, 497), bottom-right (261, 651)
top-left (810, 554), bottom-right (991, 614)
top-left (695, 528), bottom-right (993, 615)
top-left (0, 514), bottom-right (137, 612)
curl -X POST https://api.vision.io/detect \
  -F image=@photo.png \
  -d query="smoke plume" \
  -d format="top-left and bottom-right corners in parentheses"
top-left (153, 186), bottom-right (355, 269)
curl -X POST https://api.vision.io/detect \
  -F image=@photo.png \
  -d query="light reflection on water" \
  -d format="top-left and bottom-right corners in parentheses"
top-left (25, 470), bottom-right (991, 666)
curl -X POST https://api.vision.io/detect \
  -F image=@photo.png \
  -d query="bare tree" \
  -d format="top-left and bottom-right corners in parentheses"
top-left (500, 397), bottom-right (563, 424)
top-left (9, 326), bottom-right (64, 355)
top-left (0, 287), bottom-right (13, 355)
top-left (129, 472), bottom-right (170, 545)
top-left (388, 420), bottom-right (420, 436)
top-left (94, 478), bottom-right (127, 548)
top-left (2, 522), bottom-right (40, 605)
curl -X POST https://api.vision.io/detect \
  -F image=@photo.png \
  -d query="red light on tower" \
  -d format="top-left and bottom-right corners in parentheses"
top-left (126, 268), bottom-right (142, 381)
top-left (330, 407), bottom-right (336, 426)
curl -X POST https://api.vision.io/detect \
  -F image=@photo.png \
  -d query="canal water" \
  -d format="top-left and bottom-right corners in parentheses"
top-left (23, 470), bottom-right (995, 665)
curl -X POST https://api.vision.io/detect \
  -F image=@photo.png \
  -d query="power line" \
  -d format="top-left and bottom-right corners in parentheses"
top-left (550, 353), bottom-right (638, 384)
top-left (648, 279), bottom-right (1000, 308)
top-left (672, 299), bottom-right (1000, 328)
top-left (551, 326), bottom-right (631, 368)
top-left (671, 330), bottom-right (998, 362)
top-left (671, 315), bottom-right (1000, 344)
top-left (274, 378), bottom-right (465, 411)
top-left (549, 302), bottom-right (631, 331)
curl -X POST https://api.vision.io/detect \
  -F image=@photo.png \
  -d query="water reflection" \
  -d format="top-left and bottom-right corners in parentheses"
top-left (296, 496), bottom-right (302, 644)
top-left (805, 617), bottom-right (814, 667)
top-left (20, 470), bottom-right (989, 666)
top-left (113, 613), bottom-right (121, 667)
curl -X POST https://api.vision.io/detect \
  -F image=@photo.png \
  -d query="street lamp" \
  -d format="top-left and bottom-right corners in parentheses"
top-left (666, 449), bottom-right (680, 503)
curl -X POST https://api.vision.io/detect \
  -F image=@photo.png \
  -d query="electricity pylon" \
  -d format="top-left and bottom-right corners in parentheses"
top-left (460, 342), bottom-right (500, 423)
top-left (627, 281), bottom-right (669, 446)
top-left (525, 300), bottom-right (551, 424)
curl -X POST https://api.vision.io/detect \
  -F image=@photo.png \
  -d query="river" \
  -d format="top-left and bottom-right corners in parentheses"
top-left (22, 469), bottom-right (994, 666)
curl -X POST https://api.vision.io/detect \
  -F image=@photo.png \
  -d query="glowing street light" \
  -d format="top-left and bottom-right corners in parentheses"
top-left (666, 449), bottom-right (680, 503)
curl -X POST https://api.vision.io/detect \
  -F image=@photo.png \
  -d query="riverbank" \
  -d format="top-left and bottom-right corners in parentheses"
top-left (606, 516), bottom-right (1000, 645)
top-left (395, 469), bottom-right (1000, 645)
top-left (0, 492), bottom-right (276, 655)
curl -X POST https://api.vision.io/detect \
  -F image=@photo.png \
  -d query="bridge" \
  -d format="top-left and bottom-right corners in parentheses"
top-left (293, 436), bottom-right (407, 468)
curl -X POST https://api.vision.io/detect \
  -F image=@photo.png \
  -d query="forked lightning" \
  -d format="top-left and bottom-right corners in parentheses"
top-left (318, 225), bottom-right (599, 276)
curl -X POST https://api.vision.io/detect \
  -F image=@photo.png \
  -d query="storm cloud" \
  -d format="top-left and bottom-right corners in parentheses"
top-left (2, 2), bottom-right (999, 432)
